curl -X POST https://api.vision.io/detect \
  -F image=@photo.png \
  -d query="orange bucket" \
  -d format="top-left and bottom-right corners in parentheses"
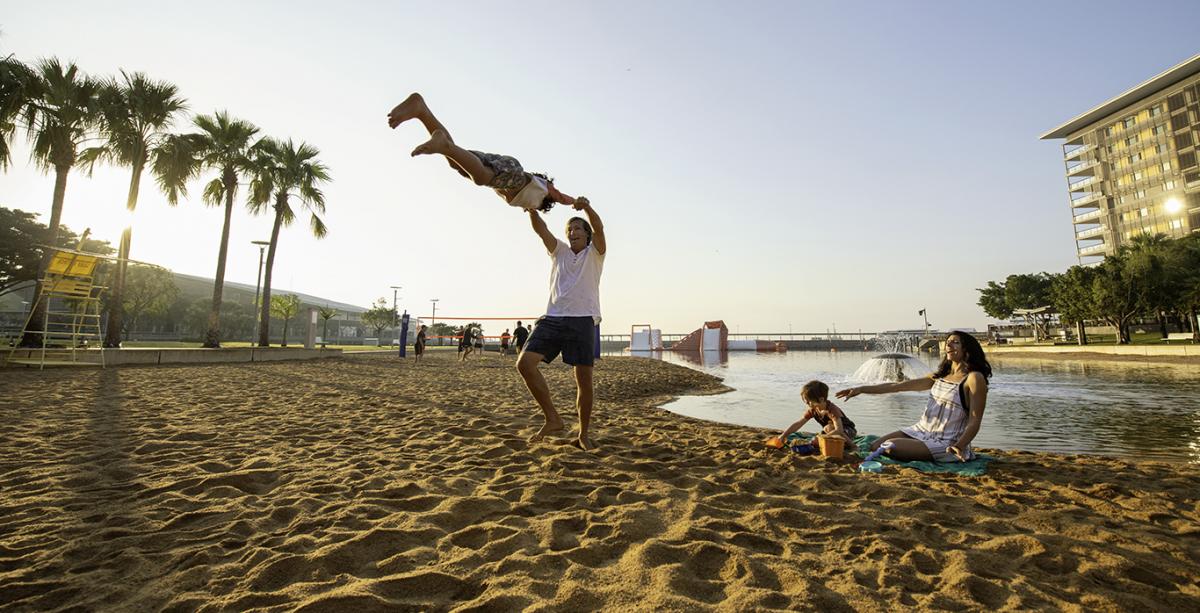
top-left (817, 435), bottom-right (845, 459)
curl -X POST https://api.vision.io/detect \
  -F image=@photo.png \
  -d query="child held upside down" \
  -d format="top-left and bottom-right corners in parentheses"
top-left (777, 380), bottom-right (858, 450)
top-left (387, 93), bottom-right (580, 212)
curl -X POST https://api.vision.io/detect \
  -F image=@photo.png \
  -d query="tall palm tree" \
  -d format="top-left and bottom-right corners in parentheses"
top-left (16, 59), bottom-right (104, 346)
top-left (87, 71), bottom-right (187, 347)
top-left (248, 137), bottom-right (330, 347)
top-left (154, 111), bottom-right (260, 347)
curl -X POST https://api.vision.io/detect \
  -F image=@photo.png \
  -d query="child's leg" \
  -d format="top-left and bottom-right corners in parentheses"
top-left (411, 130), bottom-right (496, 186)
top-left (389, 93), bottom-right (497, 186)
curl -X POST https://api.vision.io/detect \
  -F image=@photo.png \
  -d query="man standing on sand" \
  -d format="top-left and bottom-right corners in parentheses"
top-left (513, 321), bottom-right (529, 353)
top-left (517, 197), bottom-right (606, 450)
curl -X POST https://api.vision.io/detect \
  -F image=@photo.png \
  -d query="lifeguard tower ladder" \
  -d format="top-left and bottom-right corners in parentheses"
top-left (5, 247), bottom-right (107, 369)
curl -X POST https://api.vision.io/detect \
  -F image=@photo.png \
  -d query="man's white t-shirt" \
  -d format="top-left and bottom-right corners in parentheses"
top-left (545, 239), bottom-right (604, 322)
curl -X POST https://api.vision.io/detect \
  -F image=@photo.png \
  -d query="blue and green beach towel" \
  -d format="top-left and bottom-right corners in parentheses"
top-left (784, 433), bottom-right (994, 477)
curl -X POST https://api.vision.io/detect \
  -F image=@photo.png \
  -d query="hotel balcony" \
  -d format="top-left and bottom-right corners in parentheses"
top-left (1075, 225), bottom-right (1107, 240)
top-left (1070, 192), bottom-right (1105, 207)
top-left (1078, 242), bottom-right (1108, 257)
top-left (1067, 160), bottom-right (1099, 176)
top-left (1069, 175), bottom-right (1102, 191)
top-left (1073, 209), bottom-right (1103, 223)
top-left (1064, 143), bottom-right (1094, 160)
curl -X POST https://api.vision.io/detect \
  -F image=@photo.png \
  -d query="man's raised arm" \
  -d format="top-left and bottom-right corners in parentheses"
top-left (574, 197), bottom-right (605, 255)
top-left (528, 209), bottom-right (557, 253)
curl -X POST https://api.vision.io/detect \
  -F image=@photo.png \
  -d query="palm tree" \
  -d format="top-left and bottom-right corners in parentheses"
top-left (0, 53), bottom-right (37, 169)
top-left (15, 59), bottom-right (104, 346)
top-left (248, 137), bottom-right (330, 347)
top-left (87, 71), bottom-right (187, 347)
top-left (153, 111), bottom-right (260, 347)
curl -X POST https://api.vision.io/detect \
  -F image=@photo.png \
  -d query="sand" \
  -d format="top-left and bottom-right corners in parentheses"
top-left (1, 352), bottom-right (1198, 611)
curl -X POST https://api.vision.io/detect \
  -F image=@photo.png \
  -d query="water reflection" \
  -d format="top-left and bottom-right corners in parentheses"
top-left (635, 350), bottom-right (1200, 463)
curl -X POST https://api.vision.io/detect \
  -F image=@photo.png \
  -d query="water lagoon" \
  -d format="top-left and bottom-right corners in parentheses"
top-left (629, 350), bottom-right (1200, 463)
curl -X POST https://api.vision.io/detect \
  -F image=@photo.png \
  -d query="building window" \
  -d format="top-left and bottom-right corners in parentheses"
top-left (1151, 105), bottom-right (1164, 117)
top-left (1134, 171), bottom-right (1144, 181)
top-left (1172, 113), bottom-right (1190, 131)
top-left (1140, 207), bottom-right (1149, 217)
top-left (1126, 135), bottom-right (1139, 146)
top-left (1181, 151), bottom-right (1198, 169)
top-left (1175, 132), bottom-right (1193, 149)
top-left (1106, 126), bottom-right (1116, 137)
top-left (1162, 161), bottom-right (1172, 172)
top-left (1124, 116), bottom-right (1137, 129)
top-left (1171, 219), bottom-right (1184, 230)
top-left (1137, 189), bottom-right (1147, 198)
top-left (1169, 92), bottom-right (1187, 111)
top-left (1166, 180), bottom-right (1177, 189)
top-left (1129, 153), bottom-right (1141, 163)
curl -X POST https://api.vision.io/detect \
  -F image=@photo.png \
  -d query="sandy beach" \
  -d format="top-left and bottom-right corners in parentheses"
top-left (1, 352), bottom-right (1198, 611)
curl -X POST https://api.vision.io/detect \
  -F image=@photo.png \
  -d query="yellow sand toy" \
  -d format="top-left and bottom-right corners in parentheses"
top-left (5, 246), bottom-right (109, 369)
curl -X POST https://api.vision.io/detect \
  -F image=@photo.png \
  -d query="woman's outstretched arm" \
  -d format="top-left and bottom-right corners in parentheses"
top-left (835, 376), bottom-right (935, 400)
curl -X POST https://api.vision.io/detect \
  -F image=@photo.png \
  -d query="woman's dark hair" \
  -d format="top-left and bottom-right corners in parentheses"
top-left (531, 172), bottom-right (555, 212)
top-left (933, 330), bottom-right (992, 380)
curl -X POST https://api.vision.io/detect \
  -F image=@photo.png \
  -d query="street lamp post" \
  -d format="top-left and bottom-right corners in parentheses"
top-left (251, 240), bottom-right (270, 345)
top-left (430, 298), bottom-right (439, 344)
top-left (390, 286), bottom-right (402, 347)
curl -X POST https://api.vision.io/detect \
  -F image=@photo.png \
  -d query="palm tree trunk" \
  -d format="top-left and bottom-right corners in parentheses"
top-left (104, 162), bottom-right (145, 348)
top-left (203, 173), bottom-right (236, 348)
top-left (1191, 308), bottom-right (1199, 342)
top-left (19, 164), bottom-right (70, 347)
top-left (257, 203), bottom-right (285, 347)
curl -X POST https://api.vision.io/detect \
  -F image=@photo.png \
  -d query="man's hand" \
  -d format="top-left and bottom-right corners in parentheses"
top-left (572, 196), bottom-right (590, 211)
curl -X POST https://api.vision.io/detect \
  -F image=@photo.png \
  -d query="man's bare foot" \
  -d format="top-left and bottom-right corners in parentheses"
top-left (412, 129), bottom-right (451, 157)
top-left (528, 418), bottom-right (565, 443)
top-left (387, 93), bottom-right (426, 129)
top-left (572, 436), bottom-right (596, 451)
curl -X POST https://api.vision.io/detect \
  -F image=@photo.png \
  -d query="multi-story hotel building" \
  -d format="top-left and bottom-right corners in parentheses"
top-left (1043, 54), bottom-right (1200, 262)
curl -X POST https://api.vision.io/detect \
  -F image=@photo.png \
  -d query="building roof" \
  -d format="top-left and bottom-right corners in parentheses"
top-left (1041, 53), bottom-right (1200, 140)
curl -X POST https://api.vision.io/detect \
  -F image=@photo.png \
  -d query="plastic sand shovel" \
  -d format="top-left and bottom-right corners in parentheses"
top-left (861, 441), bottom-right (894, 465)
top-left (764, 436), bottom-right (785, 449)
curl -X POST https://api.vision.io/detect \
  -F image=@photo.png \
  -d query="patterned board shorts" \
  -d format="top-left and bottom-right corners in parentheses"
top-left (469, 150), bottom-right (528, 191)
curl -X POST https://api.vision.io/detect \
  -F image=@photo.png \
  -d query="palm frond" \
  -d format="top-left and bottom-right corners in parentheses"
top-left (201, 178), bottom-right (225, 208)
top-left (309, 213), bottom-right (327, 239)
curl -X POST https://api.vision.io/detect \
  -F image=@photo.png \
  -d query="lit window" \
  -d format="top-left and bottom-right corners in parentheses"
top-left (1162, 161), bottom-right (1171, 171)
top-left (1171, 219), bottom-right (1183, 229)
top-left (1166, 180), bottom-right (1176, 189)
top-left (1154, 125), bottom-right (1167, 136)
top-left (1141, 207), bottom-right (1149, 216)
top-left (1137, 190), bottom-right (1147, 199)
top-left (1135, 171), bottom-right (1144, 181)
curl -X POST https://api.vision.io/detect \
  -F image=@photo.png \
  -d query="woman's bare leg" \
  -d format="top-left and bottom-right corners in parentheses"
top-left (389, 93), bottom-right (496, 185)
top-left (871, 430), bottom-right (933, 461)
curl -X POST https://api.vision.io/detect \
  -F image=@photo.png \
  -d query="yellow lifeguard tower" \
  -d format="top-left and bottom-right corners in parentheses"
top-left (5, 246), bottom-right (109, 369)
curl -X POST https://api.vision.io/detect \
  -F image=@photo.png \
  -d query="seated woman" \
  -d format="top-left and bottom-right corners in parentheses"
top-left (835, 331), bottom-right (991, 462)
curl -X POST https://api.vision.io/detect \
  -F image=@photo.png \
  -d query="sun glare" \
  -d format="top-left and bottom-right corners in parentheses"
top-left (1164, 197), bottom-right (1183, 214)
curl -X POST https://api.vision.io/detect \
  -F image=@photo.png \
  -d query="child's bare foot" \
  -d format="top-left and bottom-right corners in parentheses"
top-left (411, 129), bottom-right (451, 157)
top-left (528, 418), bottom-right (565, 443)
top-left (387, 93), bottom-right (426, 129)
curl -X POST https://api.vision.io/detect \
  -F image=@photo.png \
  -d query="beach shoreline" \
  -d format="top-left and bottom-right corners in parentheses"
top-left (1, 354), bottom-right (1197, 610)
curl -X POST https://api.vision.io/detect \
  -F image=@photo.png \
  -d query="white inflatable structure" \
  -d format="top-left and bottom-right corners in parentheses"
top-left (629, 324), bottom-right (664, 351)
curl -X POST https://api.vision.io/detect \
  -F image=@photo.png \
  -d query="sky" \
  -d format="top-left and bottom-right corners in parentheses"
top-left (3, 0), bottom-right (1200, 336)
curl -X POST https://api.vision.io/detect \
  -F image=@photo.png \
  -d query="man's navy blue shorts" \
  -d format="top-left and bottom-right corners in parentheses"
top-left (524, 316), bottom-right (595, 366)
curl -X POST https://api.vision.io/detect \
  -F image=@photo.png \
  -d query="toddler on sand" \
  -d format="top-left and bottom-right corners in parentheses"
top-left (776, 380), bottom-right (857, 452)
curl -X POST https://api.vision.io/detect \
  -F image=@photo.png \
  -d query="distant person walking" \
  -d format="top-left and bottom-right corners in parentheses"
top-left (500, 329), bottom-right (512, 356)
top-left (458, 326), bottom-right (474, 362)
top-left (517, 198), bottom-right (606, 450)
top-left (414, 324), bottom-right (427, 362)
top-left (513, 321), bottom-right (529, 353)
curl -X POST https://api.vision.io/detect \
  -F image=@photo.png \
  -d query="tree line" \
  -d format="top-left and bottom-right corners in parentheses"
top-left (977, 233), bottom-right (1200, 344)
top-left (1, 51), bottom-right (330, 349)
